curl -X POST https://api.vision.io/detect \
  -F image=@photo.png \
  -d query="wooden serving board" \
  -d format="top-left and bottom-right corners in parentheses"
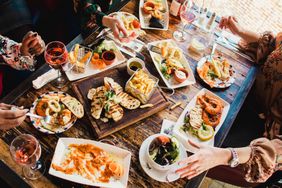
top-left (71, 66), bottom-right (170, 139)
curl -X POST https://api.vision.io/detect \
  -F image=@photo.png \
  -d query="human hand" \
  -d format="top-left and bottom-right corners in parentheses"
top-left (102, 16), bottom-right (137, 43)
top-left (0, 103), bottom-right (28, 130)
top-left (175, 140), bottom-right (231, 179)
top-left (219, 16), bottom-right (243, 36)
top-left (21, 31), bottom-right (45, 56)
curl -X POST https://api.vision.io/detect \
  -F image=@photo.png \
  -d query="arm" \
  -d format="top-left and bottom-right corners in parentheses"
top-left (0, 32), bottom-right (45, 70)
top-left (176, 138), bottom-right (278, 182)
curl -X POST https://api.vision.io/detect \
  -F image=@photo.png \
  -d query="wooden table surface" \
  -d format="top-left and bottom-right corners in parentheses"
top-left (0, 0), bottom-right (258, 188)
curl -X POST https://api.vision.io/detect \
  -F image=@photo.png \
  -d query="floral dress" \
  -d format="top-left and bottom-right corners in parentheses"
top-left (0, 35), bottom-right (35, 95)
top-left (240, 32), bottom-right (282, 139)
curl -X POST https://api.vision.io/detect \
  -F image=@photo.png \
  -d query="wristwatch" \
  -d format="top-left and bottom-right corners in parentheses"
top-left (228, 148), bottom-right (239, 168)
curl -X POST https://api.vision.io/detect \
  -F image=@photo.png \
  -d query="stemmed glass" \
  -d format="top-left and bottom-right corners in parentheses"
top-left (10, 134), bottom-right (45, 180)
top-left (173, 0), bottom-right (197, 42)
top-left (44, 41), bottom-right (68, 88)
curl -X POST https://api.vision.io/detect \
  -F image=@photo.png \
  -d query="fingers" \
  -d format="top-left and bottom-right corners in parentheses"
top-left (180, 169), bottom-right (199, 179)
top-left (116, 20), bottom-right (128, 37)
top-left (0, 103), bottom-right (13, 110)
top-left (1, 115), bottom-right (26, 130)
top-left (178, 154), bottom-right (199, 166)
top-left (22, 32), bottom-right (37, 46)
top-left (188, 139), bottom-right (202, 149)
top-left (0, 109), bottom-right (28, 119)
top-left (176, 162), bottom-right (200, 177)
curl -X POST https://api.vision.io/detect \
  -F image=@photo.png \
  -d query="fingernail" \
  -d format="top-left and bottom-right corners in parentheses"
top-left (33, 33), bottom-right (38, 37)
top-left (24, 109), bottom-right (29, 113)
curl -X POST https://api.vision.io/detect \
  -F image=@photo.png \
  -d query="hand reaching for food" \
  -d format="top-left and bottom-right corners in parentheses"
top-left (175, 140), bottom-right (231, 180)
top-left (0, 103), bottom-right (28, 130)
top-left (102, 16), bottom-right (137, 43)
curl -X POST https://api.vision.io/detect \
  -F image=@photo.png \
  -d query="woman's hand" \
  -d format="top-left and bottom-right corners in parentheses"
top-left (102, 16), bottom-right (137, 43)
top-left (0, 103), bottom-right (27, 130)
top-left (175, 140), bottom-right (231, 179)
top-left (21, 31), bottom-right (45, 56)
top-left (219, 16), bottom-right (243, 36)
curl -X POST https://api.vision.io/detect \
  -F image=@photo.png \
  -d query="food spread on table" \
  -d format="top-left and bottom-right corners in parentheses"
top-left (87, 77), bottom-right (141, 122)
top-left (141, 0), bottom-right (168, 29)
top-left (32, 92), bottom-right (84, 133)
top-left (197, 55), bottom-right (235, 88)
top-left (180, 94), bottom-right (223, 141)
top-left (51, 143), bottom-right (124, 183)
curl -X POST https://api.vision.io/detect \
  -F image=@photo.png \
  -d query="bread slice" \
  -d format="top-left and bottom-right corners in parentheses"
top-left (117, 92), bottom-right (140, 110)
top-left (104, 77), bottom-right (123, 95)
top-left (61, 96), bottom-right (84, 118)
top-left (91, 86), bottom-right (106, 119)
top-left (104, 101), bottom-right (124, 122)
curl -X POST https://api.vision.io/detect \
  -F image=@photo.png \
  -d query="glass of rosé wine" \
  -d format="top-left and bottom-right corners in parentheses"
top-left (10, 134), bottom-right (45, 180)
top-left (173, 0), bottom-right (198, 42)
top-left (44, 41), bottom-right (68, 88)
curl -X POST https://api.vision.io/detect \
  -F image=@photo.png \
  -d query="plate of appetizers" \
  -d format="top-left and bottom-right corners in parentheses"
top-left (139, 0), bottom-right (169, 30)
top-left (148, 39), bottom-right (196, 89)
top-left (49, 138), bottom-right (131, 188)
top-left (109, 12), bottom-right (145, 41)
top-left (65, 41), bottom-right (126, 81)
top-left (30, 92), bottom-right (84, 134)
top-left (139, 134), bottom-right (187, 182)
top-left (173, 88), bottom-right (230, 152)
top-left (197, 55), bottom-right (235, 88)
top-left (71, 67), bottom-right (170, 139)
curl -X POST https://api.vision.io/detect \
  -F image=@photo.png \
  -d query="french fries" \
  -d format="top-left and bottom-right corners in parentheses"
top-left (69, 44), bottom-right (93, 73)
top-left (126, 69), bottom-right (157, 104)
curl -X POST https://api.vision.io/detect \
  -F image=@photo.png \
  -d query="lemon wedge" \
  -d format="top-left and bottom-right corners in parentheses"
top-left (198, 124), bottom-right (214, 141)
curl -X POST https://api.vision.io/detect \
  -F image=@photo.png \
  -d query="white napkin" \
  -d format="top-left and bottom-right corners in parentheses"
top-left (161, 119), bottom-right (176, 135)
top-left (32, 69), bottom-right (59, 89)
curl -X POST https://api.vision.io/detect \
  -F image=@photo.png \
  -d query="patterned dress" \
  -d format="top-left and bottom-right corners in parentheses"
top-left (240, 32), bottom-right (282, 139)
top-left (0, 35), bottom-right (35, 94)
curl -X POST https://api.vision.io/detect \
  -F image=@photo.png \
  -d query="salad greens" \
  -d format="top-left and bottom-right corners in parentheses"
top-left (149, 136), bottom-right (179, 166)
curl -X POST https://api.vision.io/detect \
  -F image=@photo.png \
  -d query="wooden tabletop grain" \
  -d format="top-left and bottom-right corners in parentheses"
top-left (0, 1), bottom-right (258, 188)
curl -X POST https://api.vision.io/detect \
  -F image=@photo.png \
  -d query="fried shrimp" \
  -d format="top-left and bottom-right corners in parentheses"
top-left (202, 110), bottom-right (221, 127)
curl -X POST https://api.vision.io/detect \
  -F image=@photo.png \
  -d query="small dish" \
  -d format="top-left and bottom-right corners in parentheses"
top-left (146, 134), bottom-right (181, 171)
top-left (174, 68), bottom-right (189, 83)
top-left (126, 58), bottom-right (145, 75)
top-left (139, 134), bottom-right (187, 182)
top-left (102, 50), bottom-right (116, 65)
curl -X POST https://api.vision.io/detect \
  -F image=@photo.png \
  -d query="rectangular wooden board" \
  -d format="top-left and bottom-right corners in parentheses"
top-left (71, 66), bottom-right (170, 139)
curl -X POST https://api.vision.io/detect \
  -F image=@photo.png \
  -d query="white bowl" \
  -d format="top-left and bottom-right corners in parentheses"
top-left (146, 134), bottom-right (181, 171)
top-left (126, 58), bottom-right (145, 76)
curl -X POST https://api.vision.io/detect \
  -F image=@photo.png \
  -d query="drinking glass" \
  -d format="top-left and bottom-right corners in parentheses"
top-left (44, 41), bottom-right (68, 88)
top-left (173, 0), bottom-right (197, 42)
top-left (10, 134), bottom-right (45, 180)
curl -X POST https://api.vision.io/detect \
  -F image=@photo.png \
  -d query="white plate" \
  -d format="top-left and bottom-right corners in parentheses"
top-left (49, 138), bottom-right (131, 188)
top-left (148, 39), bottom-right (196, 89)
top-left (30, 92), bottom-right (77, 134)
top-left (197, 56), bottom-right (235, 88)
top-left (139, 134), bottom-right (187, 182)
top-left (139, 0), bottom-right (169, 30)
top-left (65, 40), bottom-right (126, 81)
top-left (173, 88), bottom-right (230, 153)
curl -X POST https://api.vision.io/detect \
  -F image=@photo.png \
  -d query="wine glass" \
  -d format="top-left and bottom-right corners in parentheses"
top-left (10, 134), bottom-right (45, 180)
top-left (173, 0), bottom-right (197, 42)
top-left (44, 41), bottom-right (68, 88)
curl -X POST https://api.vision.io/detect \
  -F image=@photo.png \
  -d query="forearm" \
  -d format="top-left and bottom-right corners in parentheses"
top-left (237, 29), bottom-right (260, 43)
top-left (215, 147), bottom-right (252, 166)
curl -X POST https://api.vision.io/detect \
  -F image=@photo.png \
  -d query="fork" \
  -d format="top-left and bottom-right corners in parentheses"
top-left (26, 113), bottom-right (52, 124)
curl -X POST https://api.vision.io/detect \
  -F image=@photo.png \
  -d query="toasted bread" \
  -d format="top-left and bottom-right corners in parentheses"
top-left (104, 77), bottom-right (123, 94)
top-left (91, 86), bottom-right (106, 119)
top-left (117, 92), bottom-right (140, 110)
top-left (61, 96), bottom-right (84, 118)
top-left (104, 101), bottom-right (124, 122)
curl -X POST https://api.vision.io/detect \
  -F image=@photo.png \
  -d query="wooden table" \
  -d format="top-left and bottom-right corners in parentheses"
top-left (0, 0), bottom-right (258, 188)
